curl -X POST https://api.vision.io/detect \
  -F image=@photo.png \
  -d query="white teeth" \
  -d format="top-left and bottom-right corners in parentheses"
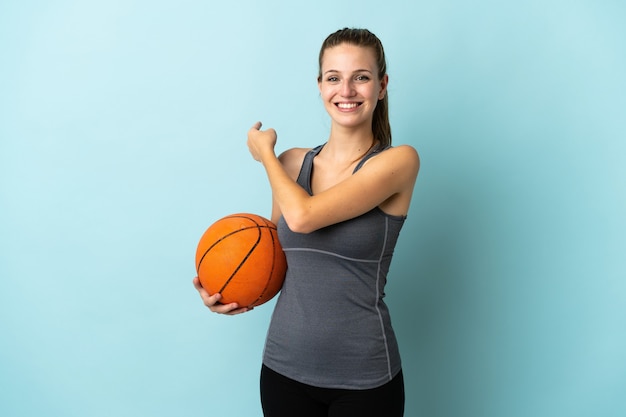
top-left (337, 103), bottom-right (358, 109)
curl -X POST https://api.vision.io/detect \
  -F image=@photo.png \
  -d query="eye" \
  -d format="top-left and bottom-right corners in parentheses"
top-left (326, 76), bottom-right (339, 82)
top-left (355, 74), bottom-right (371, 82)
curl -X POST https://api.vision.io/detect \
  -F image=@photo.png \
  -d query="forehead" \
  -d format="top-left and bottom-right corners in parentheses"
top-left (320, 43), bottom-right (377, 71)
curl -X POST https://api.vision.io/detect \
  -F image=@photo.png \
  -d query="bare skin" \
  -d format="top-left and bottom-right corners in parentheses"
top-left (192, 276), bottom-right (251, 315)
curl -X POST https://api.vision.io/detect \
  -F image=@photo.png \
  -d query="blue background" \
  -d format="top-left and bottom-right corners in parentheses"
top-left (1, 1), bottom-right (624, 416)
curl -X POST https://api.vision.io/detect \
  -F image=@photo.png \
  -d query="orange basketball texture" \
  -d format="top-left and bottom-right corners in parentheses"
top-left (195, 213), bottom-right (287, 308)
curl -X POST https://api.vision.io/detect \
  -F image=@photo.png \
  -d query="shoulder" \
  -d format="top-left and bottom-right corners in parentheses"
top-left (388, 144), bottom-right (419, 163)
top-left (278, 147), bottom-right (311, 179)
top-left (368, 144), bottom-right (420, 174)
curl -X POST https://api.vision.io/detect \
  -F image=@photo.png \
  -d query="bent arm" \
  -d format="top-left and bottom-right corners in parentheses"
top-left (273, 147), bottom-right (418, 233)
top-left (270, 148), bottom-right (309, 225)
top-left (248, 123), bottom-right (419, 233)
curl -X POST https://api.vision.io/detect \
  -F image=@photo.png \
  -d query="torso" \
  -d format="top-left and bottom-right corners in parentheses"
top-left (262, 144), bottom-right (406, 389)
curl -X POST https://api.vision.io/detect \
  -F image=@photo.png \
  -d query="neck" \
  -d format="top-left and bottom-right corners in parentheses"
top-left (324, 125), bottom-right (376, 163)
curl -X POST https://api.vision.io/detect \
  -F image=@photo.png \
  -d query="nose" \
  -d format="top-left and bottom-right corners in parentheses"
top-left (340, 80), bottom-right (356, 97)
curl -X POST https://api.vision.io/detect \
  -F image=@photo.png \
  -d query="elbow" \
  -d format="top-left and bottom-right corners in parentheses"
top-left (283, 210), bottom-right (316, 234)
top-left (288, 223), bottom-right (316, 234)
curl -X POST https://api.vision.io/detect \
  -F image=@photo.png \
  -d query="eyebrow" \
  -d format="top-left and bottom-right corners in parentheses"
top-left (323, 69), bottom-right (374, 76)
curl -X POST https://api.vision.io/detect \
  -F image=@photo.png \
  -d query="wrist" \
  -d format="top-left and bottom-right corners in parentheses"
top-left (260, 148), bottom-right (277, 165)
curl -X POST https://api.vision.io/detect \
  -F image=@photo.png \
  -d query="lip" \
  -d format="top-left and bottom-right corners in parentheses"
top-left (334, 102), bottom-right (363, 111)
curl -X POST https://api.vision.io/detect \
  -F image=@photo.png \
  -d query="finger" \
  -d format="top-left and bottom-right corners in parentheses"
top-left (192, 276), bottom-right (203, 291)
top-left (210, 302), bottom-right (246, 315)
top-left (203, 292), bottom-right (223, 307)
top-left (218, 305), bottom-right (254, 315)
top-left (193, 277), bottom-right (222, 305)
top-left (251, 121), bottom-right (262, 130)
top-left (226, 307), bottom-right (253, 315)
top-left (193, 277), bottom-right (211, 298)
top-left (193, 277), bottom-right (254, 315)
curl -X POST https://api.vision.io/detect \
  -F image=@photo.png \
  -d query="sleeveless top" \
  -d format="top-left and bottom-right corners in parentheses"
top-left (262, 143), bottom-right (405, 389)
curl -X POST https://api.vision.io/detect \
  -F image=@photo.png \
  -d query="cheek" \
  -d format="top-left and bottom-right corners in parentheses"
top-left (319, 87), bottom-right (335, 103)
top-left (361, 87), bottom-right (379, 102)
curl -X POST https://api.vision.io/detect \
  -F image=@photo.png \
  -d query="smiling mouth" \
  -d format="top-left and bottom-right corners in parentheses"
top-left (336, 102), bottom-right (362, 110)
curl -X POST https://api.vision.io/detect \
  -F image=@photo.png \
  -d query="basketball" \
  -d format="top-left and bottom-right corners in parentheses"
top-left (195, 213), bottom-right (287, 308)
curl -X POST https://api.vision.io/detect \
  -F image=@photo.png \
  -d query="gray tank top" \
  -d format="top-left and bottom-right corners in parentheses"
top-left (262, 144), bottom-right (405, 389)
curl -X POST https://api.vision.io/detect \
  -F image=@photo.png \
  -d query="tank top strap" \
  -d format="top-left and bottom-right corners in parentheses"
top-left (296, 144), bottom-right (325, 194)
top-left (353, 144), bottom-right (392, 173)
top-left (296, 143), bottom-right (390, 191)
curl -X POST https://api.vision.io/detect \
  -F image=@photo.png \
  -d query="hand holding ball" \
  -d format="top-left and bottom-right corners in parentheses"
top-left (195, 213), bottom-right (287, 308)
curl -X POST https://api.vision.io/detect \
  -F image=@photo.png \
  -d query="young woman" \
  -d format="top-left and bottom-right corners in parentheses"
top-left (194, 28), bottom-right (419, 417)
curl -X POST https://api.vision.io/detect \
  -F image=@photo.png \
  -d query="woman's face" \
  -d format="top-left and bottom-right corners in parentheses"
top-left (318, 43), bottom-right (388, 131)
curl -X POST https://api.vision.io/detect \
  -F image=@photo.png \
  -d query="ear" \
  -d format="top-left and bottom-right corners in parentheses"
top-left (378, 74), bottom-right (389, 100)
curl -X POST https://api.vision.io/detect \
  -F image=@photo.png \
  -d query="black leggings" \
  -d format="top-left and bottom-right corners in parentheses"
top-left (260, 365), bottom-right (405, 417)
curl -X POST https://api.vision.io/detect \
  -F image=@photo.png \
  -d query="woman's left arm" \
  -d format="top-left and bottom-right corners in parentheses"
top-left (248, 122), bottom-right (419, 234)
